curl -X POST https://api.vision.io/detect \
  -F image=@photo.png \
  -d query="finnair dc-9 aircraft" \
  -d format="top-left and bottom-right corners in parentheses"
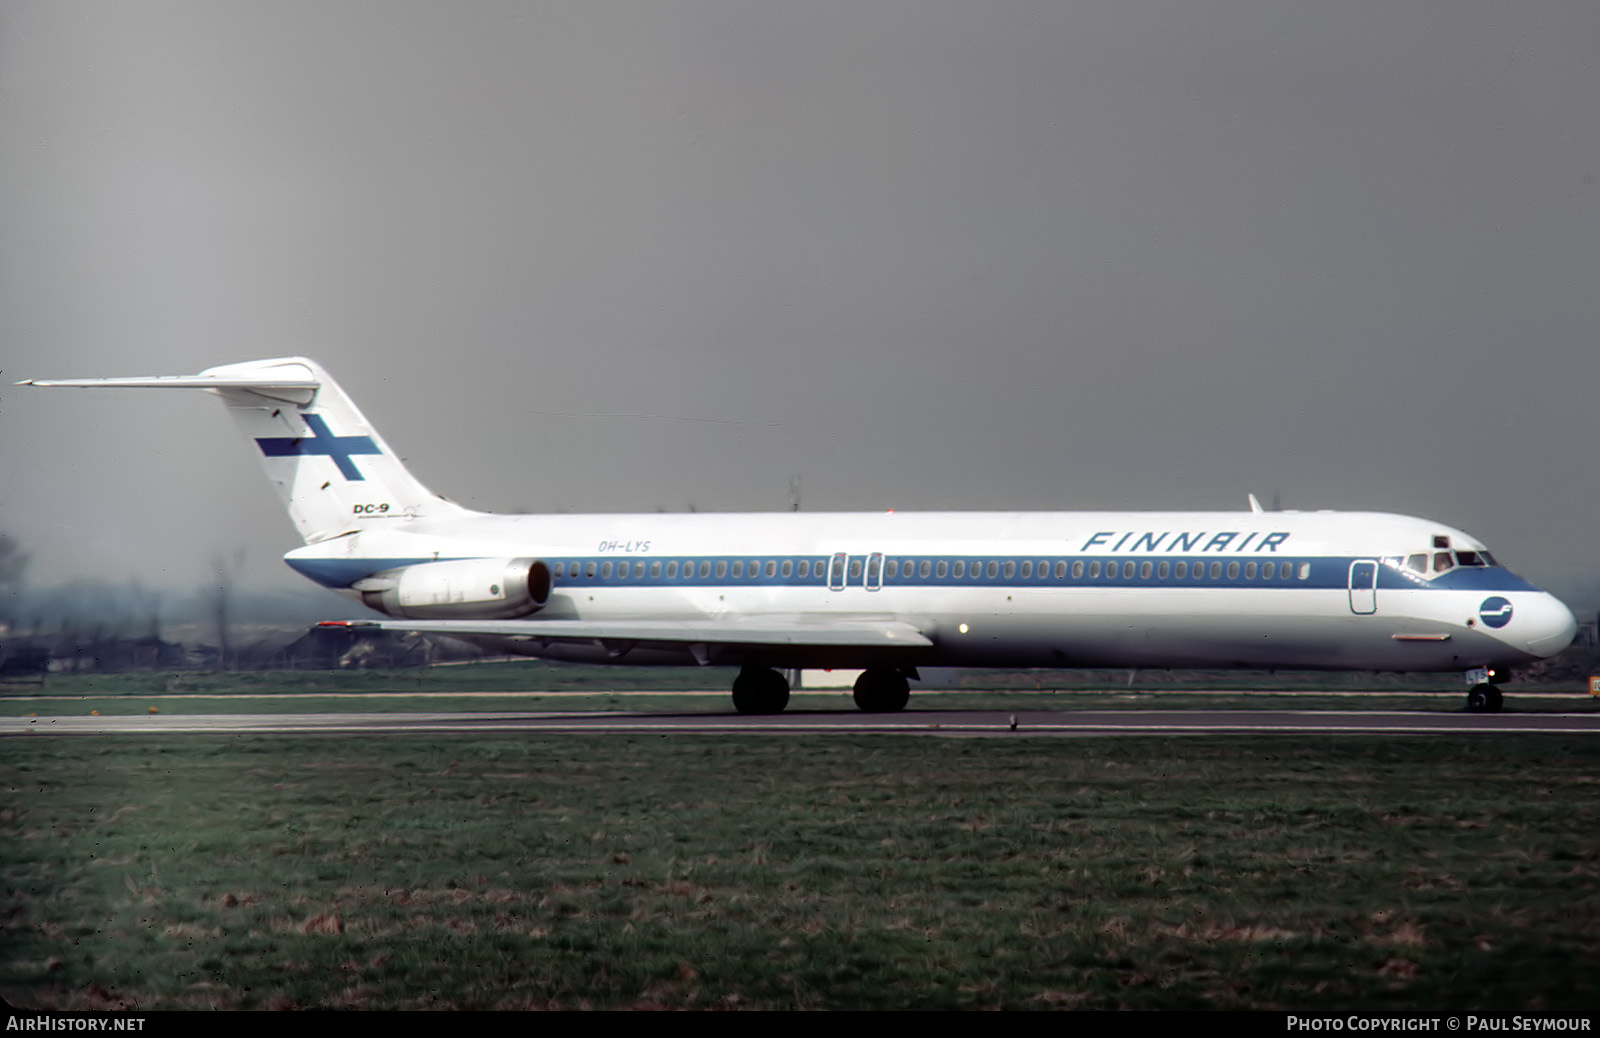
top-left (25, 357), bottom-right (1577, 714)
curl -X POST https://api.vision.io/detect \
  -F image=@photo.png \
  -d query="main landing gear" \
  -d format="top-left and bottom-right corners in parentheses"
top-left (731, 666), bottom-right (791, 715)
top-left (729, 665), bottom-right (914, 714)
top-left (853, 667), bottom-right (911, 713)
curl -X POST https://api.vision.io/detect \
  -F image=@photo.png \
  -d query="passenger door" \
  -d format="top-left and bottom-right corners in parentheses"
top-left (1347, 560), bottom-right (1377, 615)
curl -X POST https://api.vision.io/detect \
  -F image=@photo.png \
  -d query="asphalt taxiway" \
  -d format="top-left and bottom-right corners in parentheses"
top-left (6, 708), bottom-right (1599, 737)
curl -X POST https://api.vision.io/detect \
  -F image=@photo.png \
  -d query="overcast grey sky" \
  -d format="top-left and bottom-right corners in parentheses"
top-left (3, 2), bottom-right (1598, 611)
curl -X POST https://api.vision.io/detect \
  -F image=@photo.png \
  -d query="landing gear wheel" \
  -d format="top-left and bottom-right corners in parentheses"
top-left (732, 667), bottom-right (790, 715)
top-left (1466, 683), bottom-right (1503, 714)
top-left (853, 667), bottom-right (911, 713)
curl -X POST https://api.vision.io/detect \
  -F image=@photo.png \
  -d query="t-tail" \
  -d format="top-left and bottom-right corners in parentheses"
top-left (20, 357), bottom-right (472, 542)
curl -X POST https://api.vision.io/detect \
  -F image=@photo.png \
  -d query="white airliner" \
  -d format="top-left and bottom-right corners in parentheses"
top-left (24, 357), bottom-right (1577, 714)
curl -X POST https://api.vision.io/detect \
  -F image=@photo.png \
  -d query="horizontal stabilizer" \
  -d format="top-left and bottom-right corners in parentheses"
top-left (19, 373), bottom-right (320, 406)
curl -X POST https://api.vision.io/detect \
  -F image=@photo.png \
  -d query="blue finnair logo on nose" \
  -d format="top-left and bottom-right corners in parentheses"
top-left (255, 414), bottom-right (381, 481)
top-left (1478, 596), bottom-right (1514, 629)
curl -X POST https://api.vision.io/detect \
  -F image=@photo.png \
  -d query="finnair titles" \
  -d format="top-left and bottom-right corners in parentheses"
top-left (1081, 530), bottom-right (1291, 554)
top-left (23, 358), bottom-right (1577, 715)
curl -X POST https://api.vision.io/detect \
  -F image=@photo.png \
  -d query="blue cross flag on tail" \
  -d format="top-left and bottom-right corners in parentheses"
top-left (255, 413), bottom-right (381, 481)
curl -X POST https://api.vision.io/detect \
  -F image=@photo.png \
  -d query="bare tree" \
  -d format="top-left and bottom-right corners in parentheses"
top-left (205, 549), bottom-right (245, 670)
top-left (0, 532), bottom-right (28, 630)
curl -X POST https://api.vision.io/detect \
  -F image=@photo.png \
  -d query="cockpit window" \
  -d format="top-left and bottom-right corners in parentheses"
top-left (1405, 548), bottom-right (1495, 578)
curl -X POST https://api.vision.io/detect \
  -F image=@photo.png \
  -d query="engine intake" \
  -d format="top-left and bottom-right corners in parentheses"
top-left (357, 558), bottom-right (552, 620)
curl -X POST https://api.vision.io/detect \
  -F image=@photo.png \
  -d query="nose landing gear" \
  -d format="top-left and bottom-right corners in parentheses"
top-left (1465, 683), bottom-right (1503, 713)
top-left (1464, 667), bottom-right (1506, 713)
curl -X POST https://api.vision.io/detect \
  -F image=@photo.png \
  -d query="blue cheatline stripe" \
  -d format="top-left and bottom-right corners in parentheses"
top-left (256, 413), bottom-right (381, 481)
top-left (287, 553), bottom-right (1540, 594)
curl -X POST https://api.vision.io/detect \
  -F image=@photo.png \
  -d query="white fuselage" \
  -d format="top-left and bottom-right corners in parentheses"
top-left (287, 507), bottom-right (1577, 673)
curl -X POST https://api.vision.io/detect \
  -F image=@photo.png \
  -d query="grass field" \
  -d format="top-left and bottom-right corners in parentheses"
top-left (3, 733), bottom-right (1597, 1010)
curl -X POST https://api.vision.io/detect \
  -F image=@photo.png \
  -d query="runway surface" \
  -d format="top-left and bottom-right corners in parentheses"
top-left (7, 708), bottom-right (1600, 737)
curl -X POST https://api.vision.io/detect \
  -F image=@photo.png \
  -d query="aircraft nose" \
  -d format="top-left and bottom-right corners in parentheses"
top-left (1516, 593), bottom-right (1578, 659)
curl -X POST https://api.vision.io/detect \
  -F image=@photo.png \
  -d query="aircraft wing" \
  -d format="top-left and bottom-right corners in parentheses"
top-left (318, 616), bottom-right (933, 653)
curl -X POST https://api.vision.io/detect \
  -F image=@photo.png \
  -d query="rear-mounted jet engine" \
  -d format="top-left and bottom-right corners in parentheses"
top-left (354, 558), bottom-right (551, 620)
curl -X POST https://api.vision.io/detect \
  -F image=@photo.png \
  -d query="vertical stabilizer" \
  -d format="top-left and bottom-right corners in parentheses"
top-left (22, 357), bottom-right (472, 543)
